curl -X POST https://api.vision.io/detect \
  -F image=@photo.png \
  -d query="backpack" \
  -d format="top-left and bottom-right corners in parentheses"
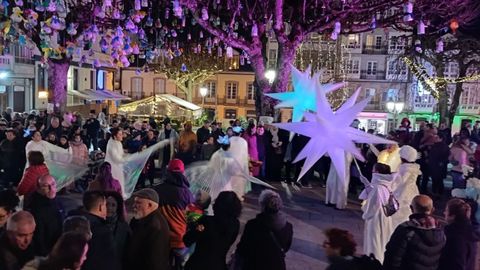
top-left (379, 184), bottom-right (400, 217)
top-left (353, 254), bottom-right (383, 270)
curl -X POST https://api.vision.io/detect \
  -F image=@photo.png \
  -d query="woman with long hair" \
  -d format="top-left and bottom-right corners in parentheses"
top-left (242, 123), bottom-right (260, 176)
top-left (23, 232), bottom-right (89, 270)
top-left (439, 198), bottom-right (479, 270)
top-left (87, 162), bottom-right (122, 195)
top-left (17, 151), bottom-right (50, 196)
top-left (105, 191), bottom-right (131, 266)
top-left (184, 191), bottom-right (242, 270)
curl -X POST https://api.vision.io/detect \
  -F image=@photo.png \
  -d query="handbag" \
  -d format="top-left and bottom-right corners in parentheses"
top-left (379, 184), bottom-right (399, 217)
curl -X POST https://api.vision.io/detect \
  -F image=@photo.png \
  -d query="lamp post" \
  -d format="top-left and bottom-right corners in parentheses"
top-left (386, 101), bottom-right (404, 131)
top-left (265, 70), bottom-right (276, 84)
top-left (199, 86), bottom-right (208, 108)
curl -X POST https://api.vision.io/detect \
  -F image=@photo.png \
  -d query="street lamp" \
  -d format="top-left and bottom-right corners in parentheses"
top-left (386, 101), bottom-right (404, 131)
top-left (199, 86), bottom-right (208, 107)
top-left (265, 70), bottom-right (276, 84)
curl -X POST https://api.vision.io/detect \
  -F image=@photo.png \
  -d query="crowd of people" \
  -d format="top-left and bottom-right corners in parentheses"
top-left (0, 107), bottom-right (479, 270)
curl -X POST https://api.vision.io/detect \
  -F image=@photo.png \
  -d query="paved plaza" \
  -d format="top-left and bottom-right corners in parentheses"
top-left (241, 184), bottom-right (365, 270)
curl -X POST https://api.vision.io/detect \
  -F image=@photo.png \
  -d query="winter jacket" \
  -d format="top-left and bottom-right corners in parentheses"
top-left (87, 178), bottom-right (122, 195)
top-left (127, 210), bottom-right (171, 270)
top-left (25, 192), bottom-right (63, 257)
top-left (81, 212), bottom-right (120, 270)
top-left (383, 213), bottom-right (445, 270)
top-left (17, 165), bottom-right (49, 196)
top-left (438, 218), bottom-right (480, 270)
top-left (326, 256), bottom-right (359, 270)
top-left (235, 212), bottom-right (293, 270)
top-left (70, 141), bottom-right (89, 165)
top-left (153, 171), bottom-right (194, 249)
top-left (0, 232), bottom-right (35, 270)
top-left (184, 215), bottom-right (240, 270)
top-left (106, 216), bottom-right (131, 269)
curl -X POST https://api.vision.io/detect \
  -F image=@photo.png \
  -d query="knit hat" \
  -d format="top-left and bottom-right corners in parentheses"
top-left (399, 145), bottom-right (418, 162)
top-left (133, 188), bottom-right (159, 204)
top-left (168, 159), bottom-right (185, 173)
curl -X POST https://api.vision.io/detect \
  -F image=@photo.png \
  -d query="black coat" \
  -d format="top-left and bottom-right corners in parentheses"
top-left (383, 214), bottom-right (445, 270)
top-left (81, 212), bottom-right (120, 270)
top-left (0, 232), bottom-right (35, 270)
top-left (106, 217), bottom-right (131, 270)
top-left (326, 256), bottom-right (359, 270)
top-left (127, 210), bottom-right (171, 270)
top-left (235, 212), bottom-right (293, 270)
top-left (196, 126), bottom-right (211, 144)
top-left (184, 216), bottom-right (240, 270)
top-left (438, 218), bottom-right (480, 270)
top-left (25, 192), bottom-right (63, 256)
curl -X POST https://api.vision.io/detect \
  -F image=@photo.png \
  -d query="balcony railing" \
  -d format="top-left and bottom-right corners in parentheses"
top-left (0, 55), bottom-right (13, 70)
top-left (364, 103), bottom-right (384, 111)
top-left (362, 45), bottom-right (388, 55)
top-left (360, 71), bottom-right (385, 80)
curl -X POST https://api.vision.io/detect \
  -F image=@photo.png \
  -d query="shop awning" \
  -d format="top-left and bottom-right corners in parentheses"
top-left (118, 94), bottom-right (202, 119)
top-left (67, 89), bottom-right (131, 101)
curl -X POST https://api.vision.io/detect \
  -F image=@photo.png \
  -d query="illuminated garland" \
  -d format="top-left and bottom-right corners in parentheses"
top-left (402, 57), bottom-right (480, 99)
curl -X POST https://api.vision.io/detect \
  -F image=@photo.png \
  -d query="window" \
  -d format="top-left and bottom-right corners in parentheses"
top-left (154, 78), bottom-right (166, 94)
top-left (131, 77), bottom-right (143, 99)
top-left (247, 83), bottom-right (255, 100)
top-left (367, 61), bottom-right (377, 75)
top-left (96, 70), bottom-right (104, 90)
top-left (204, 81), bottom-right (216, 98)
top-left (365, 88), bottom-right (376, 101)
top-left (366, 35), bottom-right (374, 47)
top-left (12, 44), bottom-right (34, 64)
top-left (37, 65), bottom-right (46, 91)
top-left (346, 59), bottom-right (360, 74)
top-left (73, 69), bottom-right (79, 90)
top-left (444, 62), bottom-right (459, 78)
top-left (375, 36), bottom-right (383, 49)
top-left (346, 34), bottom-right (360, 48)
top-left (389, 36), bottom-right (405, 51)
top-left (90, 70), bottom-right (95, 89)
top-left (462, 85), bottom-right (480, 105)
top-left (268, 49), bottom-right (277, 68)
top-left (224, 109), bottom-right (237, 119)
top-left (226, 82), bottom-right (238, 99)
top-left (387, 59), bottom-right (407, 76)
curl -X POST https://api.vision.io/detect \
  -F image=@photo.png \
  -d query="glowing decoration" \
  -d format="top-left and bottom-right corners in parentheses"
top-left (436, 39), bottom-right (444, 53)
top-left (450, 19), bottom-right (459, 33)
top-left (134, 0), bottom-right (141, 10)
top-left (251, 24), bottom-right (258, 37)
top-left (334, 21), bottom-right (341, 34)
top-left (330, 31), bottom-right (338, 40)
top-left (173, 0), bottom-right (182, 17)
top-left (266, 66), bottom-right (344, 122)
top-left (370, 16), bottom-right (377, 29)
top-left (403, 2), bottom-right (413, 22)
top-left (181, 63), bottom-right (187, 72)
top-left (274, 85), bottom-right (394, 182)
top-left (417, 20), bottom-right (425, 35)
top-left (10, 7), bottom-right (23, 23)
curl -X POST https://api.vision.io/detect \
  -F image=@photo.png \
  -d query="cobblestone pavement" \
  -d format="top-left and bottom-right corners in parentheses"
top-left (239, 183), bottom-right (365, 270)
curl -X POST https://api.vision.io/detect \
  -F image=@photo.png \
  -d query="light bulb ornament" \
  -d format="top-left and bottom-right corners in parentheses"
top-left (265, 65), bottom-right (344, 122)
top-left (273, 81), bottom-right (394, 183)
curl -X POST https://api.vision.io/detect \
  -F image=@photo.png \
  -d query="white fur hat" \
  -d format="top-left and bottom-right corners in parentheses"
top-left (399, 145), bottom-right (417, 162)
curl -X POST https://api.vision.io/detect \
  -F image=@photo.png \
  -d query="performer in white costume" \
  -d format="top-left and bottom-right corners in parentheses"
top-left (325, 152), bottom-right (353, 209)
top-left (362, 163), bottom-right (396, 263)
top-left (185, 135), bottom-right (273, 205)
top-left (105, 127), bottom-right (170, 198)
top-left (391, 145), bottom-right (421, 228)
top-left (25, 130), bottom-right (87, 189)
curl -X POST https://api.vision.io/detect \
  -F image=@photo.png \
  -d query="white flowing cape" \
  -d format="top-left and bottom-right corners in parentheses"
top-left (105, 139), bottom-right (170, 198)
top-left (185, 137), bottom-right (274, 202)
top-left (25, 140), bottom-right (88, 190)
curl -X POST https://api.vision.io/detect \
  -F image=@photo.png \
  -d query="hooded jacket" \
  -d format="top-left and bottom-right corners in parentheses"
top-left (235, 212), bottom-right (293, 270)
top-left (383, 213), bottom-right (445, 270)
top-left (154, 171), bottom-right (194, 249)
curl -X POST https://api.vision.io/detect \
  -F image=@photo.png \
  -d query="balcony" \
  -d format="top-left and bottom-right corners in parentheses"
top-left (459, 104), bottom-right (480, 115)
top-left (412, 102), bottom-right (435, 113)
top-left (364, 103), bottom-right (384, 111)
top-left (362, 45), bottom-right (388, 55)
top-left (0, 55), bottom-right (13, 70)
top-left (360, 71), bottom-right (385, 80)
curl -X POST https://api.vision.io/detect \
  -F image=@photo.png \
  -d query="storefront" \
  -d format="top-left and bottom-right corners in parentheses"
top-left (357, 112), bottom-right (388, 135)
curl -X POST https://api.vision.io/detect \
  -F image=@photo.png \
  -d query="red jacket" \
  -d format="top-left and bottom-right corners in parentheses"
top-left (17, 164), bottom-right (49, 196)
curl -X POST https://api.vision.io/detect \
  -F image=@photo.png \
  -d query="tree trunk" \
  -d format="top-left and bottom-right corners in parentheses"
top-left (251, 42), bottom-right (296, 117)
top-left (437, 82), bottom-right (449, 126)
top-left (47, 59), bottom-right (70, 114)
top-left (448, 64), bottom-right (467, 128)
top-left (176, 80), bottom-right (194, 102)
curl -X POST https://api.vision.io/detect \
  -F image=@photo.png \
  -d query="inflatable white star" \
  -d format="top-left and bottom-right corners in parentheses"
top-left (265, 66), bottom-right (345, 122)
top-left (274, 84), bottom-right (394, 181)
